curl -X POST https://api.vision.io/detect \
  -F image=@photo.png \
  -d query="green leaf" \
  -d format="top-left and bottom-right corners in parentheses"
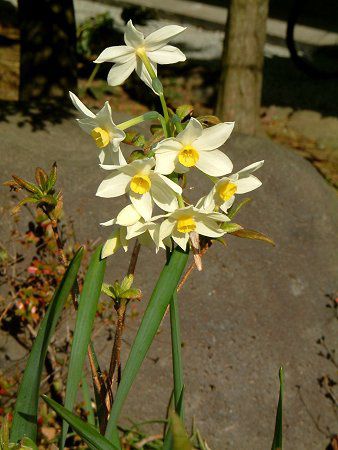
top-left (10, 248), bottom-right (84, 443)
top-left (124, 132), bottom-right (146, 148)
top-left (60, 245), bottom-right (106, 449)
top-left (170, 293), bottom-right (184, 417)
top-left (12, 197), bottom-right (39, 214)
top-left (231, 228), bottom-right (275, 246)
top-left (18, 437), bottom-right (39, 449)
top-left (171, 412), bottom-right (193, 450)
top-left (197, 115), bottom-right (221, 127)
top-left (47, 162), bottom-right (57, 191)
top-left (120, 274), bottom-right (133, 292)
top-left (42, 396), bottom-right (117, 450)
top-left (176, 105), bottom-right (193, 120)
top-left (227, 198), bottom-right (252, 219)
top-left (38, 195), bottom-right (57, 207)
top-left (271, 367), bottom-right (284, 450)
top-left (81, 375), bottom-right (96, 426)
top-left (11, 175), bottom-right (41, 195)
top-left (120, 288), bottom-right (141, 300)
top-left (101, 283), bottom-right (115, 299)
top-left (0, 414), bottom-right (10, 449)
top-left (34, 167), bottom-right (48, 190)
top-left (105, 247), bottom-right (189, 445)
top-left (221, 222), bottom-right (243, 233)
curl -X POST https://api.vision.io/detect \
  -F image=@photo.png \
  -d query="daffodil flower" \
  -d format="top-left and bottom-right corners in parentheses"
top-left (198, 161), bottom-right (264, 213)
top-left (69, 92), bottom-right (126, 165)
top-left (101, 221), bottom-right (128, 258)
top-left (94, 20), bottom-right (186, 89)
top-left (157, 205), bottom-right (229, 250)
top-left (154, 118), bottom-right (234, 177)
top-left (96, 158), bottom-right (182, 221)
top-left (101, 204), bottom-right (167, 256)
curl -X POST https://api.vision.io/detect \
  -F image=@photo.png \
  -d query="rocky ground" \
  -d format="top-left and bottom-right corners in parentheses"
top-left (0, 113), bottom-right (337, 449)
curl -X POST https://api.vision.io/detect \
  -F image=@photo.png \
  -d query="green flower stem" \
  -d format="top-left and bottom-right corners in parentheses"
top-left (177, 195), bottom-right (185, 208)
top-left (171, 114), bottom-right (184, 133)
top-left (170, 292), bottom-right (184, 419)
top-left (85, 64), bottom-right (100, 91)
top-left (118, 111), bottom-right (163, 131)
top-left (105, 247), bottom-right (189, 445)
top-left (137, 50), bottom-right (171, 138)
top-left (205, 173), bottom-right (219, 184)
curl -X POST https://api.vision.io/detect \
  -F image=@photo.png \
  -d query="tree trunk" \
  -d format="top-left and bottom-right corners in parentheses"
top-left (18, 0), bottom-right (77, 101)
top-left (216, 0), bottom-right (269, 135)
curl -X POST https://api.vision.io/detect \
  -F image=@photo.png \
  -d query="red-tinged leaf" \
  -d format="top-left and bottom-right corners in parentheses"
top-left (197, 115), bottom-right (221, 127)
top-left (231, 229), bottom-right (275, 246)
top-left (176, 104), bottom-right (193, 120)
top-left (35, 167), bottom-right (48, 189)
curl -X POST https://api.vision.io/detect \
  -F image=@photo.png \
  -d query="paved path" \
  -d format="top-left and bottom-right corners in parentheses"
top-left (73, 0), bottom-right (338, 60)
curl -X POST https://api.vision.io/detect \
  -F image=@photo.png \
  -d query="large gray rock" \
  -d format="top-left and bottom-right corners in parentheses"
top-left (0, 114), bottom-right (337, 449)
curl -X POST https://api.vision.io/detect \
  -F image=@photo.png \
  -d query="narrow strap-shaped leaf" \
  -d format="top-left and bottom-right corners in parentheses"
top-left (60, 245), bottom-right (106, 448)
top-left (42, 396), bottom-right (117, 450)
top-left (163, 387), bottom-right (184, 450)
top-left (81, 375), bottom-right (96, 426)
top-left (105, 247), bottom-right (189, 443)
top-left (170, 292), bottom-right (184, 418)
top-left (10, 248), bottom-right (84, 443)
top-left (271, 367), bottom-right (284, 450)
top-left (171, 412), bottom-right (193, 450)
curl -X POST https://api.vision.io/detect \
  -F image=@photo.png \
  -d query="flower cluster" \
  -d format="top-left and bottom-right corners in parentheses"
top-left (70, 21), bottom-right (264, 257)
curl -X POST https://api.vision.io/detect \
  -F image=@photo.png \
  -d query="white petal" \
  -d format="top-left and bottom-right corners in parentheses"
top-left (194, 122), bottom-right (235, 151)
top-left (100, 218), bottom-right (116, 226)
top-left (135, 58), bottom-right (157, 91)
top-left (69, 92), bottom-right (95, 118)
top-left (235, 175), bottom-right (262, 194)
top-left (99, 145), bottom-right (126, 166)
top-left (96, 101), bottom-right (114, 128)
top-left (120, 158), bottom-right (155, 177)
top-left (107, 59), bottom-right (136, 86)
top-left (145, 25), bottom-right (186, 51)
top-left (196, 190), bottom-right (216, 211)
top-left (155, 138), bottom-right (182, 153)
top-left (148, 45), bottom-right (186, 64)
top-left (96, 172), bottom-right (130, 198)
top-left (154, 141), bottom-right (181, 175)
top-left (159, 219), bottom-right (176, 240)
top-left (102, 228), bottom-right (121, 258)
top-left (220, 197), bottom-right (235, 213)
top-left (94, 45), bottom-right (135, 64)
top-left (237, 160), bottom-right (264, 178)
top-left (174, 161), bottom-right (189, 174)
top-left (151, 176), bottom-right (179, 212)
top-left (116, 204), bottom-right (141, 226)
top-left (172, 230), bottom-right (189, 250)
top-left (147, 223), bottom-right (165, 250)
top-left (119, 227), bottom-right (128, 251)
top-left (77, 118), bottom-right (97, 135)
top-left (124, 20), bottom-right (144, 48)
top-left (176, 117), bottom-right (203, 145)
top-left (203, 212), bottom-right (229, 222)
top-left (99, 162), bottom-right (123, 171)
top-left (195, 149), bottom-right (233, 176)
top-left (195, 219), bottom-right (225, 238)
top-left (130, 191), bottom-right (153, 221)
top-left (155, 173), bottom-right (182, 194)
top-left (127, 221), bottom-right (149, 239)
